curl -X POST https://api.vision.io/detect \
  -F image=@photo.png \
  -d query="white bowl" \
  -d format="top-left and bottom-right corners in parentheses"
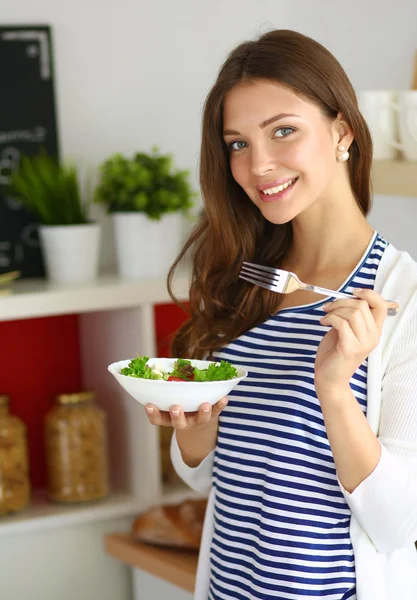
top-left (107, 357), bottom-right (247, 412)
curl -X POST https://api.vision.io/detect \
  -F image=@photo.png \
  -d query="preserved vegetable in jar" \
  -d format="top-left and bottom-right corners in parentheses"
top-left (0, 395), bottom-right (30, 515)
top-left (45, 391), bottom-right (109, 503)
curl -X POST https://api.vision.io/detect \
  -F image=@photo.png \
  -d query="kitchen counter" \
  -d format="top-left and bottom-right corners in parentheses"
top-left (104, 533), bottom-right (198, 594)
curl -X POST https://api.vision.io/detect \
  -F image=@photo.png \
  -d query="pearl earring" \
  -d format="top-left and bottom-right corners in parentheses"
top-left (337, 145), bottom-right (350, 162)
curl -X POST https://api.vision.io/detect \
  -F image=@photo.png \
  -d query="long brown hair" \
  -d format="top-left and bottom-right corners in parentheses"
top-left (168, 29), bottom-right (373, 359)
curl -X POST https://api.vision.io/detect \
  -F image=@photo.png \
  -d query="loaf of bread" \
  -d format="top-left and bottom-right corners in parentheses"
top-left (131, 498), bottom-right (207, 550)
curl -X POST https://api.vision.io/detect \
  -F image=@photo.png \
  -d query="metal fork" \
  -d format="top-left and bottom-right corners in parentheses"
top-left (240, 262), bottom-right (399, 317)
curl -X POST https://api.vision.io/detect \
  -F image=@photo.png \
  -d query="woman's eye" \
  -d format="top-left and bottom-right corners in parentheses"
top-left (274, 127), bottom-right (295, 138)
top-left (229, 140), bottom-right (247, 151)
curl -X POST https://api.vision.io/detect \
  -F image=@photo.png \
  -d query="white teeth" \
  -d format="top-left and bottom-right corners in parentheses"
top-left (262, 179), bottom-right (296, 195)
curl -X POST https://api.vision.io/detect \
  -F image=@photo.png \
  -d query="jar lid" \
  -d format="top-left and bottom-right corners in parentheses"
top-left (0, 395), bottom-right (10, 406)
top-left (55, 391), bottom-right (95, 405)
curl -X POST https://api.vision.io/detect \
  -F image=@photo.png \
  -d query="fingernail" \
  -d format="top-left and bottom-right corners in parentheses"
top-left (202, 406), bottom-right (210, 412)
top-left (322, 303), bottom-right (331, 310)
top-left (353, 288), bottom-right (363, 294)
top-left (145, 406), bottom-right (154, 414)
top-left (171, 409), bottom-right (180, 416)
top-left (220, 399), bottom-right (228, 408)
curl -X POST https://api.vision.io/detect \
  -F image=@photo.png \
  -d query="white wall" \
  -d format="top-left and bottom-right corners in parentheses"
top-left (369, 195), bottom-right (417, 259)
top-left (2, 0), bottom-right (417, 265)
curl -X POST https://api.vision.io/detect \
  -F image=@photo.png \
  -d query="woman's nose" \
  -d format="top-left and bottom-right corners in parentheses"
top-left (249, 147), bottom-right (276, 177)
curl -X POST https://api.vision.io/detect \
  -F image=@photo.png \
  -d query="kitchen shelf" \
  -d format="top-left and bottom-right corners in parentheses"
top-left (372, 160), bottom-right (417, 197)
top-left (0, 489), bottom-right (141, 538)
top-left (105, 534), bottom-right (198, 593)
top-left (0, 482), bottom-right (201, 539)
top-left (0, 272), bottom-right (189, 322)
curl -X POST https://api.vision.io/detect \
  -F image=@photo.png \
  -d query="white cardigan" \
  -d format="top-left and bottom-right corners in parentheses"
top-left (171, 243), bottom-right (417, 600)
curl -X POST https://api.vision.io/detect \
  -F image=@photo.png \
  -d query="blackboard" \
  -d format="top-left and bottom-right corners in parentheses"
top-left (0, 25), bottom-right (59, 278)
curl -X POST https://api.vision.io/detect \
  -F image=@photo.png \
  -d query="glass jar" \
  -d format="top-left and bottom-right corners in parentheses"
top-left (0, 395), bottom-right (30, 515)
top-left (44, 391), bottom-right (109, 503)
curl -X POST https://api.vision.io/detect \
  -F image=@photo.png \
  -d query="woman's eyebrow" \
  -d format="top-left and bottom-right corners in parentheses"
top-left (223, 113), bottom-right (301, 136)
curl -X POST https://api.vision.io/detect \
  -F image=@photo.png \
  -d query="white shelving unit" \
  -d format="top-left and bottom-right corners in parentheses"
top-left (0, 272), bottom-right (189, 322)
top-left (0, 490), bottom-right (139, 537)
top-left (0, 272), bottom-right (190, 537)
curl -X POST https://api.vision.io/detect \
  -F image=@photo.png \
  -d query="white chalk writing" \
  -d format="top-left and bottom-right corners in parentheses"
top-left (0, 126), bottom-right (47, 145)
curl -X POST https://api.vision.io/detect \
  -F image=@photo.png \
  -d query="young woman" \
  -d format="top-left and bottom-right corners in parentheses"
top-left (145, 30), bottom-right (417, 600)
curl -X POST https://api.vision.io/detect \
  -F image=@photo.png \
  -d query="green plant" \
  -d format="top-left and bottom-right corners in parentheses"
top-left (94, 147), bottom-right (196, 220)
top-left (8, 151), bottom-right (88, 226)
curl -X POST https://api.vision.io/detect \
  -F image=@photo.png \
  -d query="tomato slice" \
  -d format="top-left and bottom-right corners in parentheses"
top-left (167, 374), bottom-right (194, 382)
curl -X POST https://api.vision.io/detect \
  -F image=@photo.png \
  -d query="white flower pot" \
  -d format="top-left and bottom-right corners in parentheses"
top-left (112, 212), bottom-right (182, 279)
top-left (39, 223), bottom-right (101, 285)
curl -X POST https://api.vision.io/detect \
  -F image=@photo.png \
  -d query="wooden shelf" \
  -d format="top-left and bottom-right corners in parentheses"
top-left (0, 490), bottom-right (140, 537)
top-left (372, 160), bottom-right (417, 197)
top-left (105, 534), bottom-right (198, 593)
top-left (0, 272), bottom-right (189, 322)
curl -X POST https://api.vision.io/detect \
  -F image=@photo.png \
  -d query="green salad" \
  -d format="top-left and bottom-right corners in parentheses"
top-left (121, 356), bottom-right (239, 382)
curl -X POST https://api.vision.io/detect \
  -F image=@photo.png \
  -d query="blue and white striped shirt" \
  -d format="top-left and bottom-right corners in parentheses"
top-left (208, 232), bottom-right (388, 600)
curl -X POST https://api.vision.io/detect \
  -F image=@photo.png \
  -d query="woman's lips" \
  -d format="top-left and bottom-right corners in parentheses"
top-left (258, 177), bottom-right (298, 203)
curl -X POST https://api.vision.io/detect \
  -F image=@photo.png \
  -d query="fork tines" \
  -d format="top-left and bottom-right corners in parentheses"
top-left (239, 262), bottom-right (281, 291)
top-left (242, 262), bottom-right (280, 276)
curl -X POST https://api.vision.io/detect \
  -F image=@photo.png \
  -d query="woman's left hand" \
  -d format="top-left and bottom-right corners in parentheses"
top-left (315, 289), bottom-right (392, 392)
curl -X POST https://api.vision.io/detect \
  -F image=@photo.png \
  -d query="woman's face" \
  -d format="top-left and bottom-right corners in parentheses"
top-left (222, 79), bottom-right (347, 225)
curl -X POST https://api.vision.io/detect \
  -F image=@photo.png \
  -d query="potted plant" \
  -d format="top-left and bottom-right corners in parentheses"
top-left (8, 152), bottom-right (100, 285)
top-left (94, 147), bottom-right (196, 279)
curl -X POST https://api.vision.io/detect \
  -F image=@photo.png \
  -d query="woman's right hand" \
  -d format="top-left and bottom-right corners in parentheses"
top-left (144, 397), bottom-right (229, 430)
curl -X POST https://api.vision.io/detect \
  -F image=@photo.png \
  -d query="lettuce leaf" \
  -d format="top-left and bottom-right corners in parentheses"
top-left (194, 360), bottom-right (238, 382)
top-left (170, 358), bottom-right (194, 380)
top-left (121, 355), bottom-right (156, 379)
